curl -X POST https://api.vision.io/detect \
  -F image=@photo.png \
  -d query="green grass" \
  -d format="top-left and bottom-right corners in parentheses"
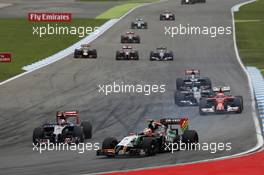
top-left (0, 19), bottom-right (107, 81)
top-left (235, 0), bottom-right (264, 75)
top-left (96, 3), bottom-right (142, 19)
top-left (83, 0), bottom-right (159, 19)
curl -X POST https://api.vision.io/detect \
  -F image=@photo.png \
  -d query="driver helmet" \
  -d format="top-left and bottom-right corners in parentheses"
top-left (143, 128), bottom-right (152, 136)
top-left (58, 119), bottom-right (66, 125)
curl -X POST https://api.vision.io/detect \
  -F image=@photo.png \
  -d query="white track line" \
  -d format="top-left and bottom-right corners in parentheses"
top-left (0, 3), bottom-right (12, 9)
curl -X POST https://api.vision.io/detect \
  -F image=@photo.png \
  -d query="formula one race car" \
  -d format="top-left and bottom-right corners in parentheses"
top-left (175, 87), bottom-right (212, 106)
top-left (116, 45), bottom-right (139, 60)
top-left (97, 118), bottom-right (198, 157)
top-left (121, 32), bottom-right (140, 44)
top-left (150, 47), bottom-right (173, 61)
top-left (32, 111), bottom-right (92, 145)
top-left (160, 11), bottom-right (175, 21)
top-left (181, 0), bottom-right (206, 4)
top-left (176, 69), bottom-right (212, 91)
top-left (175, 69), bottom-right (212, 106)
top-left (74, 44), bottom-right (97, 58)
top-left (131, 19), bottom-right (148, 29)
top-left (199, 86), bottom-right (243, 115)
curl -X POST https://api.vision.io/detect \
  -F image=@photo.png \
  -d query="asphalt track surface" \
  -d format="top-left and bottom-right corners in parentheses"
top-left (0, 0), bottom-right (258, 174)
top-left (0, 0), bottom-right (119, 18)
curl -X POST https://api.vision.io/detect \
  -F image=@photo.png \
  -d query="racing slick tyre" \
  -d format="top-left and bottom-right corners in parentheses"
top-left (91, 49), bottom-right (97, 58)
top-left (182, 130), bottom-right (199, 149)
top-left (121, 36), bottom-right (125, 43)
top-left (131, 22), bottom-right (135, 29)
top-left (176, 78), bottom-right (184, 90)
top-left (74, 50), bottom-right (81, 58)
top-left (33, 127), bottom-right (43, 146)
top-left (169, 51), bottom-right (174, 60)
top-left (81, 121), bottom-right (92, 139)
top-left (73, 126), bottom-right (84, 144)
top-left (175, 91), bottom-right (185, 106)
top-left (203, 77), bottom-right (212, 89)
top-left (149, 51), bottom-right (154, 61)
top-left (134, 51), bottom-right (139, 60)
top-left (144, 23), bottom-right (148, 29)
top-left (102, 137), bottom-right (118, 149)
top-left (141, 137), bottom-right (157, 156)
top-left (234, 96), bottom-right (243, 113)
top-left (135, 37), bottom-right (140, 43)
top-left (199, 98), bottom-right (207, 115)
top-left (116, 51), bottom-right (121, 60)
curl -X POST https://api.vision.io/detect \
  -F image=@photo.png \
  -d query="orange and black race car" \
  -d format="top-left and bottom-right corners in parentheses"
top-left (199, 86), bottom-right (243, 115)
top-left (96, 118), bottom-right (198, 157)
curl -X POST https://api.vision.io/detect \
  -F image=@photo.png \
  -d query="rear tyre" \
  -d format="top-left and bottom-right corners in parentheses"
top-left (136, 36), bottom-right (140, 43)
top-left (74, 50), bottom-right (80, 58)
top-left (33, 127), bottom-right (43, 146)
top-left (169, 51), bottom-right (174, 60)
top-left (81, 121), bottom-right (92, 139)
top-left (92, 49), bottom-right (97, 58)
top-left (182, 130), bottom-right (199, 149)
top-left (150, 51), bottom-right (154, 61)
top-left (135, 51), bottom-right (139, 60)
top-left (144, 23), bottom-right (148, 29)
top-left (131, 23), bottom-right (135, 29)
top-left (116, 51), bottom-right (120, 60)
top-left (203, 77), bottom-right (212, 89)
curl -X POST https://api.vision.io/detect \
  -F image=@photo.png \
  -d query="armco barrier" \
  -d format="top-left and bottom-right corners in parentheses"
top-left (22, 19), bottom-right (119, 71)
top-left (247, 66), bottom-right (264, 133)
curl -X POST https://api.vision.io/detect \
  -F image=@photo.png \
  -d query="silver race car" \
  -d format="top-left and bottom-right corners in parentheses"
top-left (175, 69), bottom-right (212, 106)
top-left (131, 19), bottom-right (148, 29)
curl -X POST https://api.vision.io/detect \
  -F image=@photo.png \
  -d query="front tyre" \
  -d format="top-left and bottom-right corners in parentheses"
top-left (81, 121), bottom-right (92, 139)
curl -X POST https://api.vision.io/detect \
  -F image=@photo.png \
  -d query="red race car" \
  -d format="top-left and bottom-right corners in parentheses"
top-left (199, 86), bottom-right (243, 115)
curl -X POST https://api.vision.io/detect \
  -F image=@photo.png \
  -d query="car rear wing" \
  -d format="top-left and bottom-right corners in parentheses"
top-left (56, 111), bottom-right (80, 124)
top-left (81, 44), bottom-right (90, 48)
top-left (185, 69), bottom-right (200, 76)
top-left (213, 86), bottom-right (231, 93)
top-left (148, 118), bottom-right (189, 132)
top-left (56, 111), bottom-right (79, 116)
top-left (126, 31), bottom-right (134, 34)
top-left (157, 47), bottom-right (167, 50)
top-left (122, 45), bottom-right (132, 49)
